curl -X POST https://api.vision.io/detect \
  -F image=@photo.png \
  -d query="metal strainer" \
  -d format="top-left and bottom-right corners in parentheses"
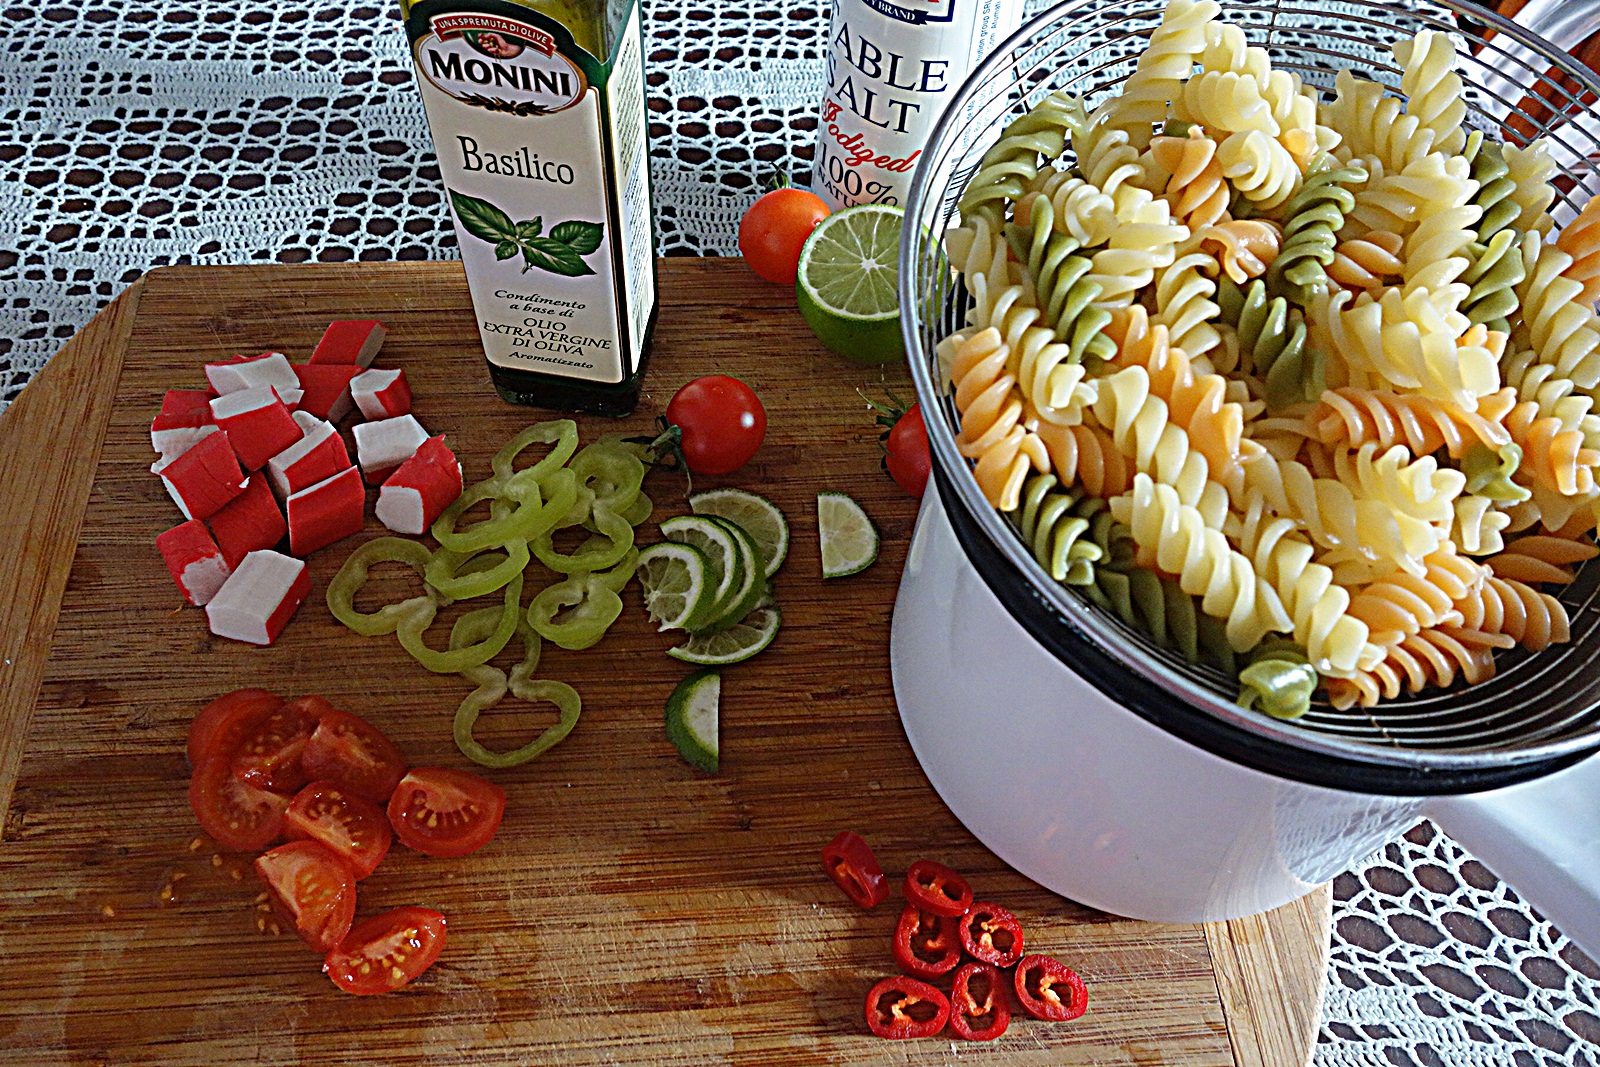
top-left (900, 0), bottom-right (1600, 792)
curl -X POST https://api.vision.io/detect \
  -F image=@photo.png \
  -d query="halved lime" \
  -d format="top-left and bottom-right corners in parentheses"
top-left (796, 204), bottom-right (905, 365)
top-left (690, 488), bottom-right (789, 578)
top-left (664, 669), bottom-right (720, 773)
top-left (635, 542), bottom-right (715, 632)
top-left (667, 606), bottom-right (782, 666)
top-left (659, 515), bottom-right (743, 624)
top-left (696, 517), bottom-right (769, 634)
top-left (818, 491), bottom-right (879, 578)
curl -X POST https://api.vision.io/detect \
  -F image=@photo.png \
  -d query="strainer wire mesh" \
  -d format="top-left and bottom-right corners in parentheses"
top-left (903, 0), bottom-right (1600, 769)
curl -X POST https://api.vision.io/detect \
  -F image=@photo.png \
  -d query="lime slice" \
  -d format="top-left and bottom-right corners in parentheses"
top-left (635, 542), bottom-right (715, 632)
top-left (796, 204), bottom-right (905, 366)
top-left (664, 669), bottom-right (720, 773)
top-left (667, 606), bottom-right (781, 666)
top-left (818, 492), bottom-right (879, 578)
top-left (659, 515), bottom-right (743, 624)
top-left (694, 516), bottom-right (769, 634)
top-left (690, 488), bottom-right (789, 578)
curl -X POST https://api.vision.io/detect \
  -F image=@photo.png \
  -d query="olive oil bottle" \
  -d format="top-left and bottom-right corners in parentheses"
top-left (400, 0), bottom-right (658, 415)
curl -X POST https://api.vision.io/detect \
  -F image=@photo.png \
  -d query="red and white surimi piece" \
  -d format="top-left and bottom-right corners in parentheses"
top-left (377, 436), bottom-right (462, 535)
top-left (151, 389), bottom-right (219, 459)
top-left (353, 414), bottom-right (427, 484)
top-left (292, 363), bottom-right (360, 422)
top-left (211, 385), bottom-right (304, 471)
top-left (267, 413), bottom-right (351, 498)
top-left (205, 352), bottom-right (299, 396)
top-left (156, 519), bottom-right (232, 606)
top-left (309, 320), bottom-right (386, 368)
top-left (208, 475), bottom-right (287, 569)
top-left (158, 431), bottom-right (247, 520)
top-left (286, 466), bottom-right (366, 556)
top-left (351, 367), bottom-right (412, 421)
top-left (205, 550), bottom-right (309, 646)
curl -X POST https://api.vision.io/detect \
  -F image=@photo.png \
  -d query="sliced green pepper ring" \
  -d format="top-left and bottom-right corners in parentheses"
top-left (607, 490), bottom-right (653, 530)
top-left (532, 503), bottom-right (635, 574)
top-left (425, 540), bottom-right (530, 600)
top-left (454, 671), bottom-right (582, 769)
top-left (526, 572), bottom-right (624, 650)
top-left (432, 473), bottom-right (544, 554)
top-left (450, 614), bottom-right (581, 768)
top-left (326, 537), bottom-right (439, 637)
top-left (492, 419), bottom-right (579, 486)
top-left (569, 441), bottom-right (645, 518)
top-left (596, 547), bottom-right (639, 595)
top-left (397, 573), bottom-right (524, 673)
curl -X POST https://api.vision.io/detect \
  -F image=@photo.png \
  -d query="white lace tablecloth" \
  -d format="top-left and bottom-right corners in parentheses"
top-left (3, 2), bottom-right (1599, 1063)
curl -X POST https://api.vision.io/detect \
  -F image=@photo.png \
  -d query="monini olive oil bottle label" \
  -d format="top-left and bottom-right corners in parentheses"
top-left (401, 0), bottom-right (658, 415)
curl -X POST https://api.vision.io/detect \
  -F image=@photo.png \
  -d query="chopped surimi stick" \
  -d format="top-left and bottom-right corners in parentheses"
top-left (211, 385), bottom-right (304, 471)
top-left (205, 550), bottom-right (309, 646)
top-left (267, 414), bottom-right (351, 498)
top-left (208, 476), bottom-right (287, 568)
top-left (206, 352), bottom-right (298, 395)
top-left (351, 367), bottom-right (412, 421)
top-left (152, 424), bottom-right (219, 467)
top-left (377, 436), bottom-right (463, 535)
top-left (159, 432), bottom-right (247, 520)
top-left (286, 466), bottom-right (366, 556)
top-left (309, 320), bottom-right (386, 368)
top-left (151, 389), bottom-right (218, 456)
top-left (292, 363), bottom-right (360, 422)
top-left (156, 520), bottom-right (232, 606)
top-left (352, 414), bottom-right (427, 484)
top-left (274, 387), bottom-right (304, 411)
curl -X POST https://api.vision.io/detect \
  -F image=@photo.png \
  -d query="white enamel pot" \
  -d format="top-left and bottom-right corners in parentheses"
top-left (890, 480), bottom-right (1600, 954)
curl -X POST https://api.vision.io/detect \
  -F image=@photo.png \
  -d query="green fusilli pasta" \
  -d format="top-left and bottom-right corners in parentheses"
top-left (1266, 159), bottom-right (1366, 305)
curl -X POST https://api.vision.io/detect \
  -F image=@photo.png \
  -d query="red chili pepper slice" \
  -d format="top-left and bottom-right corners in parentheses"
top-left (891, 903), bottom-right (962, 979)
top-left (958, 900), bottom-right (1024, 968)
top-left (1013, 953), bottom-right (1088, 1021)
top-left (820, 830), bottom-right (888, 909)
top-left (864, 976), bottom-right (950, 1039)
top-left (903, 859), bottom-right (972, 917)
top-left (949, 961), bottom-right (1010, 1041)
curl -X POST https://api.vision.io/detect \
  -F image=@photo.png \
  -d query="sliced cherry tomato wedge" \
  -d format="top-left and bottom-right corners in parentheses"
top-left (958, 900), bottom-right (1024, 968)
top-left (283, 781), bottom-right (393, 880)
top-left (189, 752), bottom-right (290, 851)
top-left (254, 839), bottom-right (358, 953)
top-left (820, 830), bottom-right (888, 909)
top-left (903, 859), bottom-right (972, 918)
top-left (324, 906), bottom-right (448, 995)
top-left (864, 975), bottom-right (950, 1039)
top-left (892, 903), bottom-right (962, 979)
top-left (1013, 953), bottom-right (1088, 1022)
top-left (231, 700), bottom-right (317, 795)
top-left (299, 703), bottom-right (409, 804)
top-left (949, 961), bottom-right (1010, 1041)
top-left (386, 767), bottom-right (506, 859)
top-left (187, 688), bottom-right (283, 767)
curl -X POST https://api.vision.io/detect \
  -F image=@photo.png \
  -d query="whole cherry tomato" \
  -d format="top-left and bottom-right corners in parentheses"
top-left (738, 185), bottom-right (830, 285)
top-left (885, 403), bottom-right (930, 498)
top-left (664, 375), bottom-right (767, 476)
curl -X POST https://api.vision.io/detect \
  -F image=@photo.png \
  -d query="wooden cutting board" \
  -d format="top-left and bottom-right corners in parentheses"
top-left (0, 260), bottom-right (1329, 1067)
